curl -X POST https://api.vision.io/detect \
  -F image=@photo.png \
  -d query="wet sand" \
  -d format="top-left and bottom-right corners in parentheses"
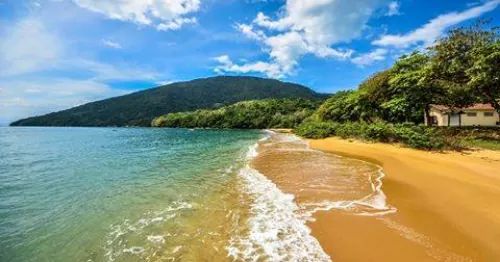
top-left (308, 137), bottom-right (500, 261)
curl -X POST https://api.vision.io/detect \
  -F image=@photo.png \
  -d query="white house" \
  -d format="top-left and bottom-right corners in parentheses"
top-left (425, 103), bottom-right (499, 127)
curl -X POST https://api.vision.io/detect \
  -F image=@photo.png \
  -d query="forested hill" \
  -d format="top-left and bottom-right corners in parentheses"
top-left (10, 76), bottom-right (326, 127)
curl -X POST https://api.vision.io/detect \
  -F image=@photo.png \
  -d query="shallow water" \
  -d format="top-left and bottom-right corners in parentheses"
top-left (0, 128), bottom-right (393, 262)
top-left (0, 127), bottom-right (259, 262)
top-left (252, 132), bottom-right (396, 218)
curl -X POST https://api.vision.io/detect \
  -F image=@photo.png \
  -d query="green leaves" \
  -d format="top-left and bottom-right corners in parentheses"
top-left (152, 98), bottom-right (321, 129)
top-left (295, 121), bottom-right (447, 150)
top-left (467, 41), bottom-right (500, 114)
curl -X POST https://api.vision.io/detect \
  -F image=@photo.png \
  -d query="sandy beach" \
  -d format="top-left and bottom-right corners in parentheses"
top-left (308, 138), bottom-right (500, 261)
top-left (253, 133), bottom-right (500, 262)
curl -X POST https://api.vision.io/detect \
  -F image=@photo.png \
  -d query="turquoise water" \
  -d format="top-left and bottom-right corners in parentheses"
top-left (0, 127), bottom-right (261, 262)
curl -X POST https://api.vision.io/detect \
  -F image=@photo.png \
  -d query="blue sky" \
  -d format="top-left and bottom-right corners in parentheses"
top-left (0, 0), bottom-right (499, 125)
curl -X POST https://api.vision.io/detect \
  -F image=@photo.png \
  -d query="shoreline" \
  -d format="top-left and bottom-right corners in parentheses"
top-left (307, 137), bottom-right (500, 261)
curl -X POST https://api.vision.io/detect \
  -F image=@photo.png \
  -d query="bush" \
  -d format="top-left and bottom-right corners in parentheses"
top-left (294, 121), bottom-right (336, 139)
top-left (294, 121), bottom-right (448, 150)
top-left (362, 121), bottom-right (395, 142)
top-left (393, 125), bottom-right (444, 150)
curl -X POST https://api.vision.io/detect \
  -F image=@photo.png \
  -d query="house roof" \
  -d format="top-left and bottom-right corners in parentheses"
top-left (430, 103), bottom-right (494, 112)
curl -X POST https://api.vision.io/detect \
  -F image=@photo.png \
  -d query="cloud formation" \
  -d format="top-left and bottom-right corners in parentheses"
top-left (73, 0), bottom-right (201, 31)
top-left (0, 18), bottom-right (62, 77)
top-left (102, 39), bottom-right (122, 49)
top-left (351, 48), bottom-right (388, 66)
top-left (214, 55), bottom-right (283, 77)
top-left (386, 1), bottom-right (401, 16)
top-left (215, 0), bottom-right (389, 77)
top-left (374, 0), bottom-right (500, 48)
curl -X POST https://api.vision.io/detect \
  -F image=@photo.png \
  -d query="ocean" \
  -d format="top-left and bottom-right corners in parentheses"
top-left (0, 127), bottom-right (392, 261)
top-left (0, 127), bottom-right (261, 261)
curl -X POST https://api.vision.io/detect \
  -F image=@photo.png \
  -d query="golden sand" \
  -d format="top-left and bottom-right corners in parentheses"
top-left (308, 138), bottom-right (500, 261)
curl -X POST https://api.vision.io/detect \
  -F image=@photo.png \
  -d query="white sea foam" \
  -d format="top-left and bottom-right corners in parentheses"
top-left (228, 142), bottom-right (331, 262)
top-left (123, 246), bottom-right (145, 255)
top-left (298, 167), bottom-right (397, 219)
top-left (229, 132), bottom-right (398, 261)
top-left (104, 201), bottom-right (192, 262)
top-left (297, 137), bottom-right (396, 218)
top-left (147, 235), bottom-right (165, 245)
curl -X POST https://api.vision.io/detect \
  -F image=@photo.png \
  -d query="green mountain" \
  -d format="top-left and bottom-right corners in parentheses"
top-left (10, 76), bottom-right (326, 127)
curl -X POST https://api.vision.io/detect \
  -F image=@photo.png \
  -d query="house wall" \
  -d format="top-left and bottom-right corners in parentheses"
top-left (429, 108), bottom-right (499, 126)
top-left (461, 110), bottom-right (499, 126)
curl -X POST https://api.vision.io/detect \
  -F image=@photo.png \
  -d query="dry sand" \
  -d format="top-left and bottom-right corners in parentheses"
top-left (308, 138), bottom-right (500, 262)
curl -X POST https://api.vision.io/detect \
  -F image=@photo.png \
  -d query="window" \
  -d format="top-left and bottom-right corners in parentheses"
top-left (466, 112), bottom-right (477, 117)
top-left (484, 112), bottom-right (494, 117)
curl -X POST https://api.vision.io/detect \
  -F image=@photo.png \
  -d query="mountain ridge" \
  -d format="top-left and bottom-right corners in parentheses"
top-left (10, 76), bottom-right (327, 127)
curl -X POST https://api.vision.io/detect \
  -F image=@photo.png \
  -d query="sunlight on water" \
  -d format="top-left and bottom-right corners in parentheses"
top-left (0, 127), bottom-right (259, 262)
top-left (0, 128), bottom-right (394, 262)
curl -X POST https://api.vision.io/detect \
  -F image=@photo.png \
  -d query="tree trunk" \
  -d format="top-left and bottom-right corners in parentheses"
top-left (448, 112), bottom-right (450, 126)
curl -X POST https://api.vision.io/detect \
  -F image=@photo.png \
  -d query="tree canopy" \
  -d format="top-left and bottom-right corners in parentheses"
top-left (317, 22), bottom-right (499, 125)
top-left (152, 99), bottom-right (322, 129)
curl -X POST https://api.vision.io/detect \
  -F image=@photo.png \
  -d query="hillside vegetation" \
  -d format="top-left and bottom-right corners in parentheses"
top-left (10, 76), bottom-right (325, 127)
top-left (152, 99), bottom-right (321, 129)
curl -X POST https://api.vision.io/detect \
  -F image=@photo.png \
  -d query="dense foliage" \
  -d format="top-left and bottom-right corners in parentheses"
top-left (10, 76), bottom-right (326, 127)
top-left (152, 99), bottom-right (321, 129)
top-left (296, 120), bottom-right (499, 150)
top-left (295, 121), bottom-right (447, 149)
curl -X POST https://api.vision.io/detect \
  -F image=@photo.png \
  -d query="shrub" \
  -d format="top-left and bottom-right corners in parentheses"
top-left (334, 122), bottom-right (363, 138)
top-left (362, 121), bottom-right (395, 142)
top-left (294, 120), bottom-right (448, 150)
top-left (393, 124), bottom-right (444, 150)
top-left (294, 121), bottom-right (336, 139)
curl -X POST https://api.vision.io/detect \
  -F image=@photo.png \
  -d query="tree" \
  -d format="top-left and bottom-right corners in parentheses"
top-left (359, 70), bottom-right (392, 103)
top-left (316, 91), bottom-right (373, 122)
top-left (467, 41), bottom-right (500, 122)
top-left (358, 70), bottom-right (392, 120)
top-left (388, 52), bottom-right (444, 124)
top-left (426, 22), bottom-right (498, 111)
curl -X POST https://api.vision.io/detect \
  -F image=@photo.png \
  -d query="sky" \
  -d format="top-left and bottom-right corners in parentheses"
top-left (0, 0), bottom-right (499, 125)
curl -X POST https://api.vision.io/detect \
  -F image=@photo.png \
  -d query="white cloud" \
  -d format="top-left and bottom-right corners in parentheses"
top-left (73, 0), bottom-right (201, 31)
top-left (74, 59), bottom-right (158, 81)
top-left (235, 23), bottom-right (265, 41)
top-left (386, 1), bottom-right (400, 16)
top-left (0, 17), bottom-right (158, 80)
top-left (218, 0), bottom-right (389, 77)
top-left (157, 17), bottom-right (197, 31)
top-left (0, 18), bottom-right (63, 76)
top-left (102, 39), bottom-right (122, 49)
top-left (351, 48), bottom-right (388, 66)
top-left (374, 0), bottom-right (500, 48)
top-left (214, 55), bottom-right (283, 78)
